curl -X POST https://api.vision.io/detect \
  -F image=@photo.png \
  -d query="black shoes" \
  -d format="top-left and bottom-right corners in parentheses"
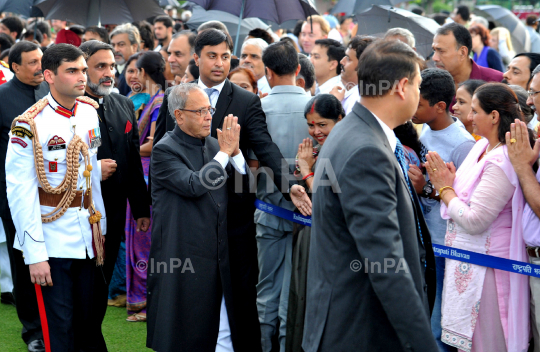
top-left (27, 339), bottom-right (45, 352)
top-left (0, 291), bottom-right (15, 307)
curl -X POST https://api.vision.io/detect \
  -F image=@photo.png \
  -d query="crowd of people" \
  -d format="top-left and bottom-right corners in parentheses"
top-left (1, 4), bottom-right (540, 352)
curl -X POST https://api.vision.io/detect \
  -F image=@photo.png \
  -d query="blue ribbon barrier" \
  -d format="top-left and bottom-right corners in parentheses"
top-left (255, 199), bottom-right (540, 278)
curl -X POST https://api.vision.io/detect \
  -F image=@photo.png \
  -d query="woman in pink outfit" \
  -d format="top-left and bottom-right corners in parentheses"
top-left (426, 83), bottom-right (531, 352)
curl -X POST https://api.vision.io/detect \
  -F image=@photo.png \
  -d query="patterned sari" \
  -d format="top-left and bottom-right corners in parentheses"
top-left (125, 91), bottom-right (163, 314)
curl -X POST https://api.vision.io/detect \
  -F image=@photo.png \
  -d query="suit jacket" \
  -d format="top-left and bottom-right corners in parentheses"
top-left (0, 77), bottom-right (49, 219)
top-left (85, 92), bottom-right (150, 234)
top-left (147, 126), bottom-right (249, 351)
top-left (115, 69), bottom-right (130, 96)
top-left (154, 79), bottom-right (293, 210)
top-left (302, 103), bottom-right (438, 352)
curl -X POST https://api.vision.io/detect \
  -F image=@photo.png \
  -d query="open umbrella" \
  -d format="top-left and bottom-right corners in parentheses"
top-left (331, 0), bottom-right (404, 16)
top-left (474, 5), bottom-right (531, 54)
top-left (189, 0), bottom-right (317, 25)
top-left (355, 5), bottom-right (440, 59)
top-left (35, 0), bottom-right (165, 27)
top-left (187, 6), bottom-right (270, 55)
top-left (0, 0), bottom-right (44, 17)
top-left (189, 0), bottom-right (317, 58)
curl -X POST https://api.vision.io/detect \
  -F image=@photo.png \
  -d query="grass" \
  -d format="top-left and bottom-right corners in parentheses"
top-left (0, 302), bottom-right (149, 351)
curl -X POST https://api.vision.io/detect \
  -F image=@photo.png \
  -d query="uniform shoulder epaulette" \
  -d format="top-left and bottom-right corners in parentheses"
top-left (0, 60), bottom-right (8, 68)
top-left (11, 98), bottom-right (49, 129)
top-left (76, 96), bottom-right (99, 109)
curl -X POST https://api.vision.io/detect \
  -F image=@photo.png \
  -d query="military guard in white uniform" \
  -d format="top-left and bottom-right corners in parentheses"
top-left (5, 44), bottom-right (106, 351)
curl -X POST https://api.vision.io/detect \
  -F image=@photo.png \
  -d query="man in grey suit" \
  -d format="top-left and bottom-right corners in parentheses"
top-left (302, 40), bottom-right (438, 351)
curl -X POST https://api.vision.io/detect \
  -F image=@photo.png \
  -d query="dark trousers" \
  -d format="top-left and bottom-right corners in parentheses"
top-left (40, 257), bottom-right (95, 352)
top-left (228, 222), bottom-right (263, 352)
top-left (89, 221), bottom-right (123, 352)
top-left (2, 215), bottom-right (43, 344)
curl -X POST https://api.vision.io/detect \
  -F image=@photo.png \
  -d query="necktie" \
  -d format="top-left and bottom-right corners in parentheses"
top-left (394, 139), bottom-right (424, 246)
top-left (204, 88), bottom-right (217, 107)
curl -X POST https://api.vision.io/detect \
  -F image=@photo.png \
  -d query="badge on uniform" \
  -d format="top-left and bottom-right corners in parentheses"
top-left (47, 135), bottom-right (66, 151)
top-left (88, 127), bottom-right (102, 149)
top-left (49, 161), bottom-right (58, 172)
top-left (11, 126), bottom-right (34, 139)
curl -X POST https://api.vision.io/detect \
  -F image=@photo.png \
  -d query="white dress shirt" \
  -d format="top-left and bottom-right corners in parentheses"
top-left (257, 76), bottom-right (271, 95)
top-left (6, 93), bottom-right (107, 264)
top-left (316, 75), bottom-right (345, 95)
top-left (342, 85), bottom-right (360, 115)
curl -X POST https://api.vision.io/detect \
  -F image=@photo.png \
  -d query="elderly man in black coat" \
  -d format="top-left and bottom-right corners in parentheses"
top-left (147, 83), bottom-right (250, 352)
top-left (0, 41), bottom-right (49, 352)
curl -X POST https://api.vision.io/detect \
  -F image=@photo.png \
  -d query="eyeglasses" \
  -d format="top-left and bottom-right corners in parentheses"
top-left (180, 106), bottom-right (216, 117)
top-left (528, 89), bottom-right (540, 98)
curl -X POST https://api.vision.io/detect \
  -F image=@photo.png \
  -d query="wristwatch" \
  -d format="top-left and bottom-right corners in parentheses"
top-left (421, 181), bottom-right (434, 198)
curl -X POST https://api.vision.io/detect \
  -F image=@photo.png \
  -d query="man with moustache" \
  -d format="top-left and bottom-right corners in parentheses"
top-left (431, 23), bottom-right (502, 113)
top-left (110, 23), bottom-right (140, 96)
top-left (0, 41), bottom-right (49, 352)
top-left (6, 43), bottom-right (106, 352)
top-left (79, 40), bottom-right (150, 350)
top-left (330, 36), bottom-right (377, 114)
top-left (503, 53), bottom-right (540, 90)
top-left (239, 38), bottom-right (271, 95)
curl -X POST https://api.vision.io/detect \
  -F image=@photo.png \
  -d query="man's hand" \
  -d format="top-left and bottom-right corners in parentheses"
top-left (29, 261), bottom-right (53, 286)
top-left (136, 217), bottom-right (151, 232)
top-left (217, 114), bottom-right (241, 157)
top-left (329, 85), bottom-right (345, 101)
top-left (291, 184), bottom-right (312, 216)
top-left (408, 164), bottom-right (426, 194)
top-left (101, 159), bottom-right (117, 181)
top-left (258, 91), bottom-right (269, 99)
top-left (506, 119), bottom-right (540, 172)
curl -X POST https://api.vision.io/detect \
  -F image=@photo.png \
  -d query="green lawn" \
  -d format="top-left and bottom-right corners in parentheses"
top-left (0, 303), bottom-right (149, 351)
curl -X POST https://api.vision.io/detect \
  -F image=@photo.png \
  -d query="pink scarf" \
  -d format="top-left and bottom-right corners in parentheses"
top-left (440, 139), bottom-right (529, 352)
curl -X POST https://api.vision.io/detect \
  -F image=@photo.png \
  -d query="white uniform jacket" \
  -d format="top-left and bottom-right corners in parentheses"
top-left (6, 93), bottom-right (106, 265)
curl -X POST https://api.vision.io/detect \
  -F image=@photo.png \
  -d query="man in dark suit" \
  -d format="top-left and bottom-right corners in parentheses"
top-left (153, 29), bottom-right (310, 352)
top-left (80, 40), bottom-right (150, 350)
top-left (302, 40), bottom-right (438, 352)
top-left (0, 41), bottom-right (49, 352)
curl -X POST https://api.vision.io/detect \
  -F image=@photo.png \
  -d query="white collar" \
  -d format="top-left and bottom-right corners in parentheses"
top-left (318, 75), bottom-right (343, 92)
top-left (197, 78), bottom-right (226, 95)
top-left (371, 111), bottom-right (397, 152)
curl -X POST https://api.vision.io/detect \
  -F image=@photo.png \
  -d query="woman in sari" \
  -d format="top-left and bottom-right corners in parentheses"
top-left (125, 51), bottom-right (166, 322)
top-left (425, 83), bottom-right (531, 352)
top-left (286, 94), bottom-right (343, 352)
top-left (125, 52), bottom-right (149, 118)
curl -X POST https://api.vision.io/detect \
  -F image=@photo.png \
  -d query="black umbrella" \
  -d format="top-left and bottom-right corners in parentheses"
top-left (187, 6), bottom-right (270, 55)
top-left (331, 0), bottom-right (404, 16)
top-left (474, 5), bottom-right (531, 54)
top-left (188, 0), bottom-right (318, 25)
top-left (355, 5), bottom-right (440, 59)
top-left (35, 0), bottom-right (165, 26)
top-left (189, 0), bottom-right (317, 58)
top-left (0, 0), bottom-right (43, 17)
